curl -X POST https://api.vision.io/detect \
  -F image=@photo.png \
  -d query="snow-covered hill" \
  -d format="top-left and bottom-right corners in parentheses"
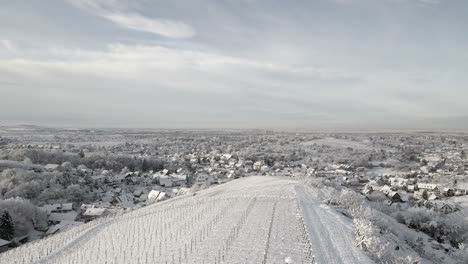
top-left (0, 176), bottom-right (372, 264)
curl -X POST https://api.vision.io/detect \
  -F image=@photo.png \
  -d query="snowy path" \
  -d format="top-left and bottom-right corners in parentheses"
top-left (296, 186), bottom-right (374, 264)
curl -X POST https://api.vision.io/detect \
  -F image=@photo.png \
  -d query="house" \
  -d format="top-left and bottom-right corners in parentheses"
top-left (389, 177), bottom-right (408, 188)
top-left (344, 178), bottom-right (360, 186)
top-left (253, 161), bottom-right (264, 171)
top-left (40, 204), bottom-right (61, 214)
top-left (428, 193), bottom-right (439, 201)
top-left (79, 204), bottom-right (94, 214)
top-left (131, 189), bottom-right (147, 202)
top-left (0, 239), bottom-right (11, 253)
top-left (358, 175), bottom-right (369, 184)
top-left (46, 221), bottom-right (83, 236)
top-left (362, 185), bottom-right (373, 195)
top-left (54, 203), bottom-right (73, 213)
top-left (380, 185), bottom-right (393, 195)
top-left (444, 188), bottom-right (455, 197)
top-left (439, 203), bottom-right (455, 214)
top-left (48, 211), bottom-right (78, 224)
top-left (387, 191), bottom-right (403, 202)
top-left (133, 189), bottom-right (144, 198)
top-left (147, 190), bottom-right (166, 204)
top-left (114, 174), bottom-right (126, 182)
top-left (101, 192), bottom-right (114, 203)
top-left (260, 165), bottom-right (269, 173)
top-left (44, 164), bottom-right (60, 171)
top-left (124, 174), bottom-right (135, 185)
top-left (171, 174), bottom-right (187, 185)
top-left (417, 183), bottom-right (443, 194)
top-left (91, 175), bottom-right (106, 184)
top-left (81, 208), bottom-right (109, 222)
top-left (159, 175), bottom-right (172, 187)
top-left (337, 164), bottom-right (353, 171)
top-left (221, 154), bottom-right (233, 161)
top-left (407, 185), bottom-right (417, 192)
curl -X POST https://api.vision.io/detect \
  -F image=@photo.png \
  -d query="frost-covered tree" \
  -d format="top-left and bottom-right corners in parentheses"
top-left (0, 209), bottom-right (14, 241)
top-left (61, 161), bottom-right (73, 171)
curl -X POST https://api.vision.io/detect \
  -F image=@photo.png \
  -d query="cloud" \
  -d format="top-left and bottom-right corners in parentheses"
top-left (0, 39), bottom-right (17, 54)
top-left (103, 13), bottom-right (195, 38)
top-left (68, 0), bottom-right (195, 38)
top-left (0, 43), bottom-right (350, 96)
top-left (1, 42), bottom-right (466, 129)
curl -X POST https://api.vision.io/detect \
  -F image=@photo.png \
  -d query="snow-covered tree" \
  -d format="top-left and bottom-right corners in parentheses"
top-left (0, 209), bottom-right (15, 241)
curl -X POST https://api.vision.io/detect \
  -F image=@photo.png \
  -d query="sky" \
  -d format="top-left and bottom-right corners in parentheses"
top-left (1, 0), bottom-right (468, 130)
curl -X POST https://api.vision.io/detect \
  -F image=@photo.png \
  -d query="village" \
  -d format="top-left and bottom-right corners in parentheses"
top-left (0, 127), bottom-right (468, 257)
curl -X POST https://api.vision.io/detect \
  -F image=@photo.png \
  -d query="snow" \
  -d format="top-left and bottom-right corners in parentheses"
top-left (46, 221), bottom-right (84, 236)
top-left (0, 176), bottom-right (373, 264)
top-left (44, 164), bottom-right (60, 170)
top-left (48, 212), bottom-right (78, 223)
top-left (296, 186), bottom-right (373, 264)
top-left (147, 190), bottom-right (166, 202)
top-left (82, 208), bottom-right (108, 217)
top-left (301, 137), bottom-right (373, 150)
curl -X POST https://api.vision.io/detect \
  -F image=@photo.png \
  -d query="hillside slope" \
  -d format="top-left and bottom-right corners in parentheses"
top-left (0, 176), bottom-right (373, 264)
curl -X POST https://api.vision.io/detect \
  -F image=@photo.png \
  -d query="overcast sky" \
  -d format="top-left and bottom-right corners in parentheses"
top-left (1, 0), bottom-right (468, 130)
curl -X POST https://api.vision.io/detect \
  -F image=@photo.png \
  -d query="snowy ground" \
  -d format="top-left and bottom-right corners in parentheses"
top-left (0, 176), bottom-right (373, 264)
top-left (296, 186), bottom-right (373, 264)
top-left (301, 137), bottom-right (373, 150)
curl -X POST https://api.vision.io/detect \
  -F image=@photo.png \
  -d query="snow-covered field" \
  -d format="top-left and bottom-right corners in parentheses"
top-left (301, 137), bottom-right (373, 150)
top-left (0, 176), bottom-right (372, 264)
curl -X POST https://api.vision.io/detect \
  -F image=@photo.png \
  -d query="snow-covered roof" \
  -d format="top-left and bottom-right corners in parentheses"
top-left (48, 211), bottom-right (78, 222)
top-left (46, 221), bottom-right (83, 236)
top-left (83, 208), bottom-right (108, 217)
top-left (112, 175), bottom-right (126, 181)
top-left (133, 190), bottom-right (144, 196)
top-left (80, 204), bottom-right (94, 210)
top-left (147, 190), bottom-right (166, 201)
top-left (61, 203), bottom-right (73, 211)
top-left (40, 204), bottom-right (62, 214)
top-left (171, 174), bottom-right (186, 181)
top-left (91, 175), bottom-right (106, 181)
top-left (159, 177), bottom-right (172, 187)
top-left (44, 164), bottom-right (59, 170)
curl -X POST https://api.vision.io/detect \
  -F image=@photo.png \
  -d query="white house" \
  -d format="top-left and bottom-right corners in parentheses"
top-left (147, 190), bottom-right (166, 204)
